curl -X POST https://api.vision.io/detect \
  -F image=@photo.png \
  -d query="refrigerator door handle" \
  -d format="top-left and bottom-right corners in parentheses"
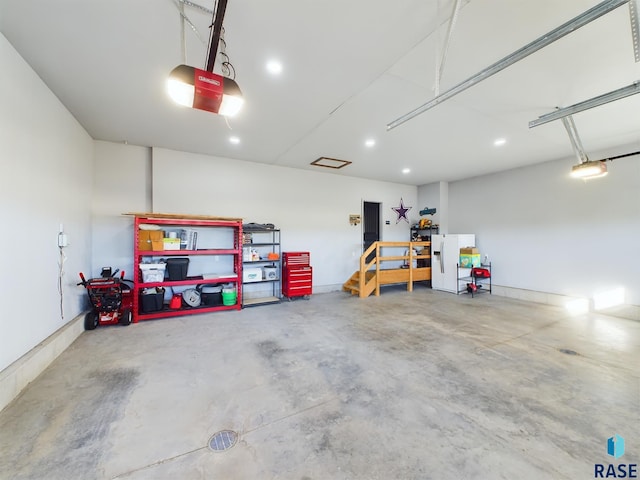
top-left (440, 241), bottom-right (445, 274)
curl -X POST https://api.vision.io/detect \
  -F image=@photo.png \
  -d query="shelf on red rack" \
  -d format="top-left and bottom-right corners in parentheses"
top-left (136, 248), bottom-right (239, 256)
top-left (139, 276), bottom-right (238, 288)
top-left (135, 303), bottom-right (240, 321)
top-left (130, 213), bottom-right (243, 323)
top-left (127, 214), bottom-right (242, 227)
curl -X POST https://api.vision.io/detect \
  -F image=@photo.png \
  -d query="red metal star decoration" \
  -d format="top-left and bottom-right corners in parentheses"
top-left (392, 198), bottom-right (412, 224)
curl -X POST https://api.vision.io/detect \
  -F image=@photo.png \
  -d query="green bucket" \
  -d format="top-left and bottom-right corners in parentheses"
top-left (222, 289), bottom-right (237, 306)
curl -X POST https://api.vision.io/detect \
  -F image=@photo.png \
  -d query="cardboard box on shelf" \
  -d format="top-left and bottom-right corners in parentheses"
top-left (163, 238), bottom-right (181, 250)
top-left (139, 230), bottom-right (164, 251)
top-left (459, 253), bottom-right (481, 268)
top-left (460, 247), bottom-right (479, 255)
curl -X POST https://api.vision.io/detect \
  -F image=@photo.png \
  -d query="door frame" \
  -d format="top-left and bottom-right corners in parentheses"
top-left (362, 200), bottom-right (381, 260)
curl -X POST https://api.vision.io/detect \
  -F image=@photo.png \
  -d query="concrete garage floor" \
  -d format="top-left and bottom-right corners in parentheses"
top-left (0, 288), bottom-right (638, 479)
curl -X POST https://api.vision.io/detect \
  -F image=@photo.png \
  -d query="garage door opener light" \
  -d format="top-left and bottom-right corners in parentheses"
top-left (570, 160), bottom-right (608, 179)
top-left (167, 0), bottom-right (243, 117)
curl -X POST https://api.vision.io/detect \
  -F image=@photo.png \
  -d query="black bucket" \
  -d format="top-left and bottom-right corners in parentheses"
top-left (197, 284), bottom-right (223, 306)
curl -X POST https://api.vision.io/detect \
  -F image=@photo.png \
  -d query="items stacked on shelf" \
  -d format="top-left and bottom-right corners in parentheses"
top-left (410, 224), bottom-right (439, 241)
top-left (241, 226), bottom-right (281, 307)
top-left (282, 252), bottom-right (312, 300)
top-left (457, 262), bottom-right (492, 297)
top-left (128, 213), bottom-right (243, 322)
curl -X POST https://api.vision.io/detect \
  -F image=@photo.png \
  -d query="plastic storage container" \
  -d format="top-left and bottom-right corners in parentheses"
top-left (222, 286), bottom-right (237, 306)
top-left (166, 258), bottom-right (189, 281)
top-left (197, 284), bottom-right (223, 306)
top-left (263, 265), bottom-right (278, 280)
top-left (139, 263), bottom-right (166, 283)
top-left (243, 268), bottom-right (261, 283)
top-left (140, 287), bottom-right (165, 312)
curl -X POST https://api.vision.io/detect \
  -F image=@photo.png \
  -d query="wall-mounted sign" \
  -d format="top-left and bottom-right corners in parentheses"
top-left (419, 207), bottom-right (437, 216)
top-left (392, 198), bottom-right (412, 224)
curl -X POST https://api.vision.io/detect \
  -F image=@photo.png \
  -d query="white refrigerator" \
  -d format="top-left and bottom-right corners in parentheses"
top-left (431, 234), bottom-right (475, 293)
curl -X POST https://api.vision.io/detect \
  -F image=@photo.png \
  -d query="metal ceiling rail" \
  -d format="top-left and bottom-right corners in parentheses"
top-left (386, 0), bottom-right (630, 131)
top-left (630, 0), bottom-right (640, 61)
top-left (178, 0), bottom-right (214, 15)
top-left (529, 81), bottom-right (640, 127)
top-left (561, 115), bottom-right (589, 164)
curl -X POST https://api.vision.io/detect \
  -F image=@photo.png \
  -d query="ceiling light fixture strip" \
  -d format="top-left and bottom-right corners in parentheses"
top-left (387, 0), bottom-right (630, 131)
top-left (529, 81), bottom-right (640, 127)
top-left (630, 0), bottom-right (640, 62)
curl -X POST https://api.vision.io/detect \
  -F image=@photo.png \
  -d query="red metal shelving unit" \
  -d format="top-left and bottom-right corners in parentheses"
top-left (129, 213), bottom-right (243, 322)
top-left (282, 251), bottom-right (312, 299)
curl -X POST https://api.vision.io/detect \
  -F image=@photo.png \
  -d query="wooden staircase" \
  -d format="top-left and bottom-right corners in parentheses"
top-left (342, 241), bottom-right (431, 298)
top-left (342, 271), bottom-right (376, 297)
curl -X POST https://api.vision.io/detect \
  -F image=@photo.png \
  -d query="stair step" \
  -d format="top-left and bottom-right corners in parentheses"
top-left (343, 268), bottom-right (378, 298)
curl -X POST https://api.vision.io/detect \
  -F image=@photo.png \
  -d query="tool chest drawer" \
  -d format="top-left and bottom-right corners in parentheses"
top-left (282, 265), bottom-right (312, 298)
top-left (283, 252), bottom-right (310, 268)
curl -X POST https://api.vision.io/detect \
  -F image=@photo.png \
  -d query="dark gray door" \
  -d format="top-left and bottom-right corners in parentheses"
top-left (363, 201), bottom-right (380, 262)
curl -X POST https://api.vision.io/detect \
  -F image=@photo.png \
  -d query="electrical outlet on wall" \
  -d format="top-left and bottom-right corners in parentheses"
top-left (58, 232), bottom-right (68, 247)
top-left (58, 224), bottom-right (69, 248)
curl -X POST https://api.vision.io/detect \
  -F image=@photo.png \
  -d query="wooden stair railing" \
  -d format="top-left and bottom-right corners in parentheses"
top-left (342, 241), bottom-right (431, 298)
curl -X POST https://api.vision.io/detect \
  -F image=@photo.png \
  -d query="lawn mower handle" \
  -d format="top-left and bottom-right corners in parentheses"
top-left (77, 270), bottom-right (130, 287)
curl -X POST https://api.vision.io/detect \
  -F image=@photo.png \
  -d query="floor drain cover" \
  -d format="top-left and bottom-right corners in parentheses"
top-left (209, 430), bottom-right (238, 452)
top-left (559, 348), bottom-right (578, 355)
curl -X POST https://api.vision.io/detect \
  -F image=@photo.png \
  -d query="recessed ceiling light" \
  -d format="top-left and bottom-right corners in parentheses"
top-left (229, 136), bottom-right (240, 145)
top-left (365, 138), bottom-right (376, 148)
top-left (402, 168), bottom-right (411, 174)
top-left (266, 60), bottom-right (283, 75)
top-left (493, 138), bottom-right (507, 147)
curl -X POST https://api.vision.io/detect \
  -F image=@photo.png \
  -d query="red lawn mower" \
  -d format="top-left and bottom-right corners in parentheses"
top-left (78, 268), bottom-right (133, 330)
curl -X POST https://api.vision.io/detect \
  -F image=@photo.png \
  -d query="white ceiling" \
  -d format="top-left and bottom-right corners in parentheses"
top-left (1, 0), bottom-right (639, 186)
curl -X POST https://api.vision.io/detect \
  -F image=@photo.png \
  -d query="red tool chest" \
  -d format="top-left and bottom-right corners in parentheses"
top-left (282, 252), bottom-right (312, 299)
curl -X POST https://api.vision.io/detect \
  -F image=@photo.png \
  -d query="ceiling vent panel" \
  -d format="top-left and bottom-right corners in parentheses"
top-left (311, 157), bottom-right (352, 169)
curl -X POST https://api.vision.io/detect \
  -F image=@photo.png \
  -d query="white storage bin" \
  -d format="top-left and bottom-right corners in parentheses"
top-left (263, 265), bottom-right (278, 280)
top-left (139, 263), bottom-right (166, 283)
top-left (243, 268), bottom-right (262, 283)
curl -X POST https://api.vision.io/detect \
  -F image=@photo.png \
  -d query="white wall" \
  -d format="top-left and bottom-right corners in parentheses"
top-left (152, 148), bottom-right (418, 289)
top-left (0, 34), bottom-right (94, 371)
top-left (439, 182), bottom-right (449, 234)
top-left (447, 155), bottom-right (640, 307)
top-left (91, 141), bottom-right (151, 279)
top-left (417, 181), bottom-right (448, 231)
